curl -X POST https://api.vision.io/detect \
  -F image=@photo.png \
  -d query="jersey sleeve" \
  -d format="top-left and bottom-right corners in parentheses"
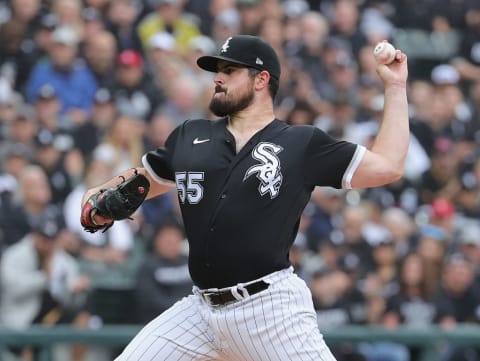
top-left (141, 125), bottom-right (180, 186)
top-left (304, 127), bottom-right (365, 189)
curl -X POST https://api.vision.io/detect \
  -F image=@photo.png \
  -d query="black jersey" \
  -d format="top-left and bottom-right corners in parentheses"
top-left (143, 118), bottom-right (363, 289)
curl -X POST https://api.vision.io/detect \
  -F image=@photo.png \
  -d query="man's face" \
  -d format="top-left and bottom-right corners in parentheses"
top-left (209, 62), bottom-right (255, 117)
top-left (50, 42), bottom-right (77, 68)
top-left (117, 65), bottom-right (143, 87)
top-left (34, 233), bottom-right (56, 257)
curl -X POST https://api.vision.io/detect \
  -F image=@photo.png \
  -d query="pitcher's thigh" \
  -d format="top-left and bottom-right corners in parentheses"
top-left (227, 275), bottom-right (338, 361)
top-left (115, 296), bottom-right (221, 361)
top-left (240, 309), bottom-right (337, 361)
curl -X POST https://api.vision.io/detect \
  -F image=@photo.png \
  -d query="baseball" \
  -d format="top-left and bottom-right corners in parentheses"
top-left (373, 41), bottom-right (396, 65)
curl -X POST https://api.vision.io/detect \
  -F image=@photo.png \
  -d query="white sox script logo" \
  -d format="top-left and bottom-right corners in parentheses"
top-left (244, 142), bottom-right (283, 199)
top-left (221, 37), bottom-right (232, 53)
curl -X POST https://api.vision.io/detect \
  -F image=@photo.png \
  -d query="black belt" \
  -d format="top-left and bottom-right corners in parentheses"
top-left (201, 280), bottom-right (270, 307)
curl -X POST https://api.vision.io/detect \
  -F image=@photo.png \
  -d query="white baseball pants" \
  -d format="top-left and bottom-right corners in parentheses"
top-left (115, 267), bottom-right (337, 361)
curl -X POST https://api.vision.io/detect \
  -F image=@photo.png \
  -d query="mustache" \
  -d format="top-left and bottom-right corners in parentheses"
top-left (215, 85), bottom-right (226, 94)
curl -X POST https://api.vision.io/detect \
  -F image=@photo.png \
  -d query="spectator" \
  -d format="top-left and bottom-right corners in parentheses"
top-left (0, 212), bottom-right (90, 360)
top-left (408, 79), bottom-right (436, 153)
top-left (430, 64), bottom-right (473, 142)
top-left (391, 0), bottom-right (435, 31)
top-left (416, 224), bottom-right (448, 296)
top-left (92, 114), bottom-right (144, 175)
top-left (136, 0), bottom-right (201, 56)
top-left (0, 79), bottom-right (22, 137)
top-left (428, 197), bottom-right (457, 242)
top-left (33, 84), bottom-right (65, 132)
top-left (285, 99), bottom-right (317, 126)
top-left (310, 268), bottom-right (350, 326)
top-left (380, 252), bottom-right (438, 361)
top-left (106, 0), bottom-right (143, 53)
top-left (26, 25), bottom-right (98, 127)
top-left (381, 208), bottom-right (418, 258)
top-left (32, 13), bottom-right (59, 60)
top-left (434, 253), bottom-right (480, 361)
top-left (309, 267), bottom-right (368, 361)
top-left (359, 3), bottom-right (395, 45)
top-left (0, 142), bottom-right (32, 184)
top-left (451, 3), bottom-right (480, 83)
top-left (436, 253), bottom-right (480, 324)
top-left (456, 220), bottom-right (480, 287)
top-left (112, 49), bottom-right (164, 122)
top-left (34, 129), bottom-right (75, 205)
top-left (155, 75), bottom-right (205, 126)
top-left (338, 204), bottom-right (376, 279)
top-left (369, 238), bottom-right (400, 298)
top-left (418, 137), bottom-right (460, 204)
top-left (237, 0), bottom-right (263, 35)
top-left (329, 0), bottom-right (368, 58)
top-left (431, 0), bottom-right (471, 32)
top-left (288, 11), bottom-right (330, 95)
top-left (85, 0), bottom-right (113, 13)
top-left (52, 0), bottom-right (85, 38)
top-left (72, 87), bottom-right (117, 158)
top-left (0, 18), bottom-right (37, 93)
top-left (283, 0), bottom-right (309, 47)
top-left (258, 16), bottom-right (285, 60)
top-left (307, 186), bottom-right (346, 252)
top-left (355, 237), bottom-right (402, 358)
top-left (210, 8), bottom-right (241, 48)
top-left (0, 164), bottom-right (64, 247)
top-left (8, 0), bottom-right (41, 37)
top-left (135, 223), bottom-right (192, 324)
top-left (83, 30), bottom-right (118, 88)
top-left (145, 31), bottom-right (183, 91)
top-left (1, 105), bottom-right (38, 157)
top-left (455, 157), bottom-right (480, 218)
top-left (0, 143), bottom-right (31, 254)
top-left (81, 7), bottom-right (106, 42)
top-left (383, 251), bottom-right (439, 326)
top-left (183, 35), bottom-right (217, 109)
top-left (143, 113), bottom-right (175, 150)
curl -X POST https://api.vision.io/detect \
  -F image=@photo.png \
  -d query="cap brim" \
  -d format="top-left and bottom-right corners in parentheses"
top-left (197, 55), bottom-right (253, 73)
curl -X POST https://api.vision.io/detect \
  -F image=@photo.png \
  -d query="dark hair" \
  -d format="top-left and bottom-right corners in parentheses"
top-left (248, 67), bottom-right (279, 100)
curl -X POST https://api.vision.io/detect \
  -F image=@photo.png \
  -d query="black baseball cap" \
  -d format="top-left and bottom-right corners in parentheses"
top-left (33, 214), bottom-right (61, 239)
top-left (197, 35), bottom-right (281, 80)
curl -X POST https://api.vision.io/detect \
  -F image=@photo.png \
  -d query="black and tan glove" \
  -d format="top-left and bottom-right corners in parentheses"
top-left (81, 170), bottom-right (150, 233)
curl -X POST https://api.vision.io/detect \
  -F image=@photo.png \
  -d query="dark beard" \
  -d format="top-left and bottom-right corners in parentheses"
top-left (209, 88), bottom-right (254, 117)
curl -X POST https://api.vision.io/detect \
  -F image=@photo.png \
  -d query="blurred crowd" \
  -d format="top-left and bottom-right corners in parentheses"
top-left (1, 0), bottom-right (480, 360)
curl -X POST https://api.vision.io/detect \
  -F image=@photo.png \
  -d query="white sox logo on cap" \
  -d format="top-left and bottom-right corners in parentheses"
top-left (220, 37), bottom-right (232, 53)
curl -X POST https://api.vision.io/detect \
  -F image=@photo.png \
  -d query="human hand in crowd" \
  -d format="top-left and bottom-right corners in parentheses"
top-left (440, 316), bottom-right (457, 330)
top-left (71, 275), bottom-right (91, 293)
top-left (81, 245), bottom-right (127, 264)
top-left (57, 229), bottom-right (83, 256)
top-left (103, 247), bottom-right (127, 264)
top-left (41, 253), bottom-right (54, 277)
top-left (363, 273), bottom-right (383, 299)
top-left (67, 108), bottom-right (89, 125)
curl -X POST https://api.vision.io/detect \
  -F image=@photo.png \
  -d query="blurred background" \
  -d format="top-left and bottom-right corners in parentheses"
top-left (1, 0), bottom-right (480, 360)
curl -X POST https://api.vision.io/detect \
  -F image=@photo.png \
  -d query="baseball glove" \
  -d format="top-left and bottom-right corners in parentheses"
top-left (81, 170), bottom-right (150, 233)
